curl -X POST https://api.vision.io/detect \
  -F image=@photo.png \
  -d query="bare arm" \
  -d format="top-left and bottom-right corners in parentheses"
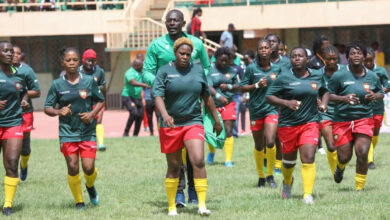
top-left (130, 79), bottom-right (151, 89)
top-left (28, 90), bottom-right (40, 98)
top-left (266, 95), bottom-right (300, 111)
top-left (155, 96), bottom-right (174, 128)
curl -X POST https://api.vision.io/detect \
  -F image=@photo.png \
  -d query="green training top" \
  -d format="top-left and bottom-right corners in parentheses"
top-left (78, 65), bottom-right (106, 87)
top-left (266, 68), bottom-right (327, 127)
top-left (319, 64), bottom-right (345, 121)
top-left (121, 68), bottom-right (143, 99)
top-left (143, 33), bottom-right (210, 86)
top-left (328, 66), bottom-right (383, 122)
top-left (370, 65), bottom-right (390, 115)
top-left (44, 73), bottom-right (105, 143)
top-left (240, 61), bottom-right (281, 120)
top-left (16, 63), bottom-right (40, 113)
top-left (207, 64), bottom-right (239, 108)
top-left (272, 55), bottom-right (291, 71)
top-left (0, 66), bottom-right (25, 127)
top-left (153, 62), bottom-right (210, 127)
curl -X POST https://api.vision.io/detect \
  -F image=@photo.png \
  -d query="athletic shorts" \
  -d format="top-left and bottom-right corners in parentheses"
top-left (332, 117), bottom-right (374, 147)
top-left (217, 101), bottom-right (236, 121)
top-left (22, 112), bottom-right (34, 133)
top-left (60, 141), bottom-right (97, 158)
top-left (373, 114), bottom-right (384, 129)
top-left (250, 114), bottom-right (279, 131)
top-left (319, 120), bottom-right (332, 130)
top-left (278, 122), bottom-right (319, 154)
top-left (159, 124), bottom-right (205, 154)
top-left (92, 105), bottom-right (105, 120)
top-left (0, 126), bottom-right (23, 140)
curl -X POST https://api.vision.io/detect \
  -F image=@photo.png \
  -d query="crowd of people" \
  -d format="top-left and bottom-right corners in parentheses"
top-left (0, 8), bottom-right (388, 217)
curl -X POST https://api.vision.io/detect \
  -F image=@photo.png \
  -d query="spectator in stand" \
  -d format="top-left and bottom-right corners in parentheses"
top-left (220, 23), bottom-right (235, 49)
top-left (335, 43), bottom-right (348, 65)
top-left (307, 35), bottom-right (329, 70)
top-left (372, 41), bottom-right (385, 67)
top-left (191, 7), bottom-right (206, 39)
top-left (278, 41), bottom-right (288, 57)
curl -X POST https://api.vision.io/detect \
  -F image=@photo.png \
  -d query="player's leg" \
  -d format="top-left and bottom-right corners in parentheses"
top-left (252, 125), bottom-right (265, 187)
top-left (80, 141), bottom-right (99, 205)
top-left (320, 123), bottom-right (337, 175)
top-left (133, 99), bottom-right (143, 136)
top-left (64, 148), bottom-right (84, 210)
top-left (368, 115), bottom-right (382, 169)
top-left (354, 133), bottom-right (371, 191)
top-left (20, 131), bottom-right (31, 181)
top-left (96, 108), bottom-right (105, 151)
top-left (122, 96), bottom-right (136, 137)
top-left (264, 116), bottom-right (278, 188)
top-left (223, 120), bottom-right (235, 167)
top-left (299, 144), bottom-right (317, 204)
top-left (165, 150), bottom-right (182, 216)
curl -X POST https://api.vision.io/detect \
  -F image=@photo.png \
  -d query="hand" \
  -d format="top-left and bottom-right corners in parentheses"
top-left (219, 84), bottom-right (228, 92)
top-left (256, 77), bottom-right (267, 88)
top-left (213, 121), bottom-right (223, 136)
top-left (284, 100), bottom-right (301, 111)
top-left (79, 112), bottom-right (93, 124)
top-left (59, 104), bottom-right (72, 117)
top-left (344, 94), bottom-right (360, 105)
top-left (218, 96), bottom-right (228, 105)
top-left (21, 100), bottom-right (30, 111)
top-left (318, 103), bottom-right (328, 112)
top-left (0, 100), bottom-right (7, 110)
top-left (365, 91), bottom-right (379, 102)
top-left (162, 113), bottom-right (175, 128)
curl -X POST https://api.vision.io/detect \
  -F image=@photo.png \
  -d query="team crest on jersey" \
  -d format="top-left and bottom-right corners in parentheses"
top-left (15, 82), bottom-right (22, 91)
top-left (79, 90), bottom-right (88, 99)
top-left (225, 73), bottom-right (231, 79)
top-left (270, 73), bottom-right (277, 81)
top-left (363, 83), bottom-right (370, 92)
top-left (333, 134), bottom-right (338, 140)
top-left (310, 82), bottom-right (318, 91)
top-left (94, 76), bottom-right (98, 82)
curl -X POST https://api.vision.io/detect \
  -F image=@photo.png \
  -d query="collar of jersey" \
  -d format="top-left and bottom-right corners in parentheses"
top-left (289, 67), bottom-right (312, 78)
top-left (321, 64), bottom-right (341, 74)
top-left (62, 72), bottom-right (83, 81)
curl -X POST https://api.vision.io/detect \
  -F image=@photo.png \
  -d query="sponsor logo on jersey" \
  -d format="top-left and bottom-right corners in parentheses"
top-left (289, 82), bottom-right (301, 86)
top-left (310, 82), bottom-right (318, 90)
top-left (211, 73), bottom-right (220, 76)
top-left (94, 76), bottom-right (98, 82)
top-left (79, 90), bottom-right (88, 99)
top-left (254, 73), bottom-right (262, 76)
top-left (168, 74), bottom-right (180, 78)
top-left (15, 82), bottom-right (21, 91)
top-left (363, 83), bottom-right (371, 92)
top-left (343, 81), bottom-right (355, 85)
top-left (270, 73), bottom-right (277, 81)
top-left (0, 79), bottom-right (5, 83)
top-left (59, 91), bottom-right (70, 94)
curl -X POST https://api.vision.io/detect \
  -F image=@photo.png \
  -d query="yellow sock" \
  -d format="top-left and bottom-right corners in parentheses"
top-left (20, 154), bottom-right (30, 169)
top-left (275, 159), bottom-right (282, 169)
top-left (337, 161), bottom-right (348, 171)
top-left (301, 163), bottom-right (316, 198)
top-left (194, 178), bottom-right (208, 209)
top-left (165, 178), bottom-right (179, 212)
top-left (327, 150), bottom-right (337, 174)
top-left (67, 174), bottom-right (83, 203)
top-left (208, 143), bottom-right (215, 154)
top-left (224, 137), bottom-right (234, 162)
top-left (84, 168), bottom-right (98, 188)
top-left (372, 135), bottom-right (378, 148)
top-left (253, 149), bottom-right (265, 178)
top-left (96, 124), bottom-right (104, 146)
top-left (282, 165), bottom-right (295, 185)
top-left (368, 136), bottom-right (378, 163)
top-left (181, 148), bottom-right (187, 165)
top-left (3, 176), bottom-right (19, 208)
top-left (266, 145), bottom-right (276, 176)
top-left (355, 173), bottom-right (367, 191)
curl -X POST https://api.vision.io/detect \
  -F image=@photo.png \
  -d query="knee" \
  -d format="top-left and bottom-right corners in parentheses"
top-left (5, 157), bottom-right (19, 175)
top-left (338, 153), bottom-right (351, 164)
top-left (301, 152), bottom-right (315, 164)
top-left (82, 164), bottom-right (95, 175)
top-left (265, 139), bottom-right (275, 149)
top-left (21, 144), bottom-right (31, 156)
top-left (255, 145), bottom-right (264, 151)
top-left (68, 162), bottom-right (79, 175)
top-left (167, 164), bottom-right (181, 176)
top-left (192, 158), bottom-right (205, 170)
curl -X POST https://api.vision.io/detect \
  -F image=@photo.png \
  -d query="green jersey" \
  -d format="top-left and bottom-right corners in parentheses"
top-left (16, 64), bottom-right (40, 113)
top-left (369, 65), bottom-right (390, 115)
top-left (240, 61), bottom-right (281, 120)
top-left (153, 62), bottom-right (210, 127)
top-left (78, 65), bottom-right (106, 87)
top-left (266, 68), bottom-right (327, 127)
top-left (0, 66), bottom-right (25, 127)
top-left (44, 73), bottom-right (105, 143)
top-left (121, 68), bottom-right (143, 99)
top-left (328, 66), bottom-right (383, 122)
top-left (207, 64), bottom-right (239, 108)
top-left (319, 64), bottom-right (345, 121)
top-left (272, 55), bottom-right (291, 70)
top-left (143, 33), bottom-right (210, 86)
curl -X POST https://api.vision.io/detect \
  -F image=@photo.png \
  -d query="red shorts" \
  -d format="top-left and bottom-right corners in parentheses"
top-left (22, 112), bottom-right (34, 133)
top-left (217, 101), bottom-right (236, 121)
top-left (0, 126), bottom-right (23, 140)
top-left (92, 106), bottom-right (105, 120)
top-left (60, 141), bottom-right (97, 158)
top-left (250, 114), bottom-right (279, 131)
top-left (319, 120), bottom-right (332, 130)
top-left (278, 122), bottom-right (319, 154)
top-left (373, 114), bottom-right (383, 129)
top-left (332, 118), bottom-right (374, 147)
top-left (159, 124), bottom-right (205, 154)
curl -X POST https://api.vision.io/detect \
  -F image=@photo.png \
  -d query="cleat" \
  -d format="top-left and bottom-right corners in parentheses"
top-left (2, 207), bottom-right (14, 216)
top-left (368, 162), bottom-right (376, 169)
top-left (257, 178), bottom-right (266, 188)
top-left (198, 207), bottom-right (211, 216)
top-left (302, 195), bottom-right (314, 205)
top-left (75, 202), bottom-right (85, 211)
top-left (334, 166), bottom-right (344, 184)
top-left (86, 185), bottom-right (99, 205)
top-left (356, 189), bottom-right (364, 193)
top-left (224, 161), bottom-right (233, 168)
top-left (122, 133), bottom-right (129, 137)
top-left (20, 162), bottom-right (28, 181)
top-left (274, 168), bottom-right (282, 175)
top-left (207, 153), bottom-right (215, 165)
top-left (266, 175), bottom-right (277, 188)
top-left (168, 209), bottom-right (178, 216)
top-left (175, 191), bottom-right (186, 208)
top-left (98, 145), bottom-right (106, 151)
top-left (187, 187), bottom-right (198, 205)
top-left (318, 148), bottom-right (326, 155)
top-left (281, 178), bottom-right (293, 199)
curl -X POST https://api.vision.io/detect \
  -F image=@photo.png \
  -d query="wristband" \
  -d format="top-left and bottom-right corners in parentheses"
top-left (255, 82), bottom-right (259, 89)
top-left (227, 84), bottom-right (233, 90)
top-left (215, 93), bottom-right (221, 99)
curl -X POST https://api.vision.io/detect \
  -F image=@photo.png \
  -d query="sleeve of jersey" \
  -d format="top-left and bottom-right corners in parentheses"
top-left (92, 80), bottom-right (105, 103)
top-left (26, 68), bottom-right (40, 91)
top-left (143, 43), bottom-right (157, 86)
top-left (265, 76), bottom-right (283, 97)
top-left (327, 74), bottom-right (338, 94)
top-left (152, 68), bottom-right (166, 97)
top-left (44, 83), bottom-right (58, 108)
top-left (198, 43), bottom-right (211, 76)
top-left (319, 75), bottom-right (328, 96)
top-left (201, 70), bottom-right (211, 97)
top-left (99, 69), bottom-right (106, 86)
top-left (240, 67), bottom-right (252, 86)
top-left (379, 69), bottom-right (390, 89)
